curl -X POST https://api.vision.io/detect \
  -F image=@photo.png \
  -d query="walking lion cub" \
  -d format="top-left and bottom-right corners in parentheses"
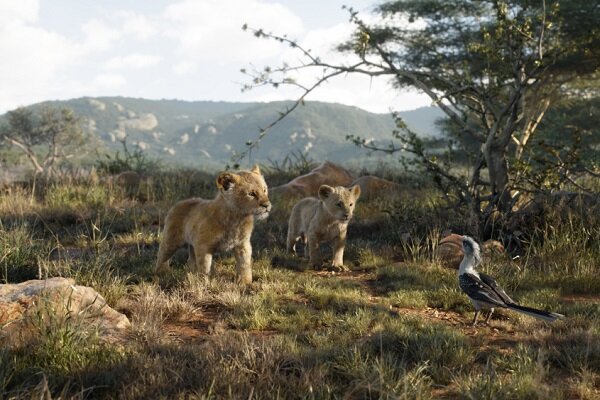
top-left (155, 165), bottom-right (271, 284)
top-left (287, 184), bottom-right (360, 270)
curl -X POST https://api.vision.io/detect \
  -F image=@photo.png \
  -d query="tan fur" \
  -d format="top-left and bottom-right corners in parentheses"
top-left (287, 184), bottom-right (360, 270)
top-left (155, 165), bottom-right (271, 284)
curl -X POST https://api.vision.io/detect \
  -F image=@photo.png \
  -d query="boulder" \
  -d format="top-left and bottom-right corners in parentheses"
top-left (115, 170), bottom-right (142, 189)
top-left (507, 191), bottom-right (600, 232)
top-left (434, 234), bottom-right (505, 269)
top-left (350, 175), bottom-right (402, 200)
top-left (0, 277), bottom-right (130, 342)
top-left (270, 161), bottom-right (355, 199)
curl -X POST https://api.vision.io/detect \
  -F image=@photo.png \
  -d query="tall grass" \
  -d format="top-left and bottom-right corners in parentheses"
top-left (0, 167), bottom-right (598, 398)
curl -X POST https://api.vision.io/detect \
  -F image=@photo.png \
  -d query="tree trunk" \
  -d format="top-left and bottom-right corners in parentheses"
top-left (8, 138), bottom-right (44, 174)
top-left (484, 140), bottom-right (512, 213)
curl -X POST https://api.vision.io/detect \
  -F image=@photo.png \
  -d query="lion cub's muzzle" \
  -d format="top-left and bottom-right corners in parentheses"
top-left (255, 201), bottom-right (272, 220)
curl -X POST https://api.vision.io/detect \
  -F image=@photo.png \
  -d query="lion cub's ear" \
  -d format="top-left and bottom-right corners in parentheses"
top-left (216, 172), bottom-right (240, 191)
top-left (250, 164), bottom-right (261, 175)
top-left (350, 184), bottom-right (361, 199)
top-left (318, 185), bottom-right (334, 200)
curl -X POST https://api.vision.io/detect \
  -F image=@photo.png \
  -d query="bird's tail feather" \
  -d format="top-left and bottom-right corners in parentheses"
top-left (508, 304), bottom-right (564, 322)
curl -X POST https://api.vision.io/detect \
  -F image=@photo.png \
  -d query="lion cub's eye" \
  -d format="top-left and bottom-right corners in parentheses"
top-left (337, 201), bottom-right (344, 208)
top-left (248, 191), bottom-right (258, 198)
top-left (349, 203), bottom-right (353, 207)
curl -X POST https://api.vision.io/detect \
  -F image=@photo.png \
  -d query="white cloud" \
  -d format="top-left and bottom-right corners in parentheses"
top-left (0, 3), bottom-right (82, 110)
top-left (0, 0), bottom-right (429, 114)
top-left (164, 0), bottom-right (304, 74)
top-left (104, 53), bottom-right (162, 70)
top-left (0, 0), bottom-right (39, 26)
top-left (173, 60), bottom-right (194, 75)
top-left (116, 11), bottom-right (158, 39)
top-left (243, 21), bottom-right (432, 113)
top-left (92, 73), bottom-right (127, 89)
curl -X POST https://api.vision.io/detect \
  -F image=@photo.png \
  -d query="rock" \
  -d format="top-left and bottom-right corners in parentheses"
top-left (350, 175), bottom-right (402, 200)
top-left (115, 170), bottom-right (142, 189)
top-left (434, 234), bottom-right (505, 269)
top-left (435, 234), bottom-right (465, 269)
top-left (270, 161), bottom-right (355, 199)
top-left (0, 277), bottom-right (130, 342)
top-left (482, 239), bottom-right (505, 254)
top-left (507, 191), bottom-right (600, 233)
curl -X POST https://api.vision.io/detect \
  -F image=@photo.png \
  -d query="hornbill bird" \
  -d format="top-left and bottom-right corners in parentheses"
top-left (458, 236), bottom-right (564, 326)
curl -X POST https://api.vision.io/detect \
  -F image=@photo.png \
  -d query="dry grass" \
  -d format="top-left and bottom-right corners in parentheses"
top-left (0, 167), bottom-right (599, 399)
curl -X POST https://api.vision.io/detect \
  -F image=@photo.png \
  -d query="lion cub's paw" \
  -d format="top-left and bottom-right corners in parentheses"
top-left (328, 264), bottom-right (349, 273)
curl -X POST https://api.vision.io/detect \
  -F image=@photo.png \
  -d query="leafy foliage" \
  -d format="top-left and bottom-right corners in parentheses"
top-left (0, 107), bottom-right (87, 175)
top-left (243, 0), bottom-right (600, 236)
top-left (95, 138), bottom-right (161, 175)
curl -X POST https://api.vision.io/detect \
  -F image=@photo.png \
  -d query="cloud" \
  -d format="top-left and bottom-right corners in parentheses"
top-left (81, 19), bottom-right (121, 52)
top-left (104, 53), bottom-right (162, 70)
top-left (116, 11), bottom-right (158, 39)
top-left (0, 1), bottom-right (84, 110)
top-left (0, 0), bottom-right (39, 26)
top-left (92, 73), bottom-right (127, 89)
top-left (242, 20), bottom-right (431, 113)
top-left (0, 0), bottom-right (429, 114)
top-left (164, 0), bottom-right (304, 74)
top-left (0, 3), bottom-right (154, 112)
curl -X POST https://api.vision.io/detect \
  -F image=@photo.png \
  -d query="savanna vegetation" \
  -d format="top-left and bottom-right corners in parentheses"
top-left (1, 0), bottom-right (599, 398)
top-left (0, 157), bottom-right (598, 399)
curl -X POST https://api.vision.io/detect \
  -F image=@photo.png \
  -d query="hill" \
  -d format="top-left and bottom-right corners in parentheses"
top-left (3, 97), bottom-right (444, 168)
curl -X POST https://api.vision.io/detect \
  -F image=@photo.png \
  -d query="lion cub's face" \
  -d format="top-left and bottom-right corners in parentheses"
top-left (217, 165), bottom-right (272, 220)
top-left (319, 184), bottom-right (361, 222)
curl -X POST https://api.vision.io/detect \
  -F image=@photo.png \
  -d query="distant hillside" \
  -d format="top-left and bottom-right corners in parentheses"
top-left (3, 97), bottom-right (444, 168)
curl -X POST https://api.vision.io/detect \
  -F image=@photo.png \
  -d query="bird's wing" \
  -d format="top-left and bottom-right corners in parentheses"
top-left (478, 272), bottom-right (515, 305)
top-left (459, 273), bottom-right (507, 307)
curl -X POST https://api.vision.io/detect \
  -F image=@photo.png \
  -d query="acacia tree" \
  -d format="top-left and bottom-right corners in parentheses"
top-left (242, 0), bottom-right (600, 233)
top-left (0, 106), bottom-right (86, 176)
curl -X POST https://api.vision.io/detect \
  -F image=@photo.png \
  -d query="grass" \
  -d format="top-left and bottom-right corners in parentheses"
top-left (0, 166), bottom-right (599, 398)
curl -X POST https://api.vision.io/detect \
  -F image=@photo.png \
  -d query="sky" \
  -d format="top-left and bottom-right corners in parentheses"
top-left (0, 0), bottom-right (431, 115)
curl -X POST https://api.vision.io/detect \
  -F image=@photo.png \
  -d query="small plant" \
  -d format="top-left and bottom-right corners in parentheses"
top-left (95, 138), bottom-right (161, 175)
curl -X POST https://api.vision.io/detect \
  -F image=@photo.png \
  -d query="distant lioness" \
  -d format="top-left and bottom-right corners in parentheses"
top-left (287, 185), bottom-right (360, 270)
top-left (155, 165), bottom-right (271, 284)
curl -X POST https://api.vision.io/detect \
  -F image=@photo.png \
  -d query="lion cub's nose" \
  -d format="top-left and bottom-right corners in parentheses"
top-left (261, 202), bottom-right (272, 212)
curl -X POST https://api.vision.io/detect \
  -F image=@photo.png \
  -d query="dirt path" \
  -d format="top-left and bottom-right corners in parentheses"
top-left (161, 268), bottom-right (599, 349)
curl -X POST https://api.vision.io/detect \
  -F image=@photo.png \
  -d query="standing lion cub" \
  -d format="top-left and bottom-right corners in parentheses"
top-left (155, 165), bottom-right (271, 284)
top-left (287, 184), bottom-right (360, 270)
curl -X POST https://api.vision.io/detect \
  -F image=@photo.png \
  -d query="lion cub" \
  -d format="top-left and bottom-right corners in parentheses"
top-left (155, 165), bottom-right (271, 284)
top-left (287, 184), bottom-right (360, 270)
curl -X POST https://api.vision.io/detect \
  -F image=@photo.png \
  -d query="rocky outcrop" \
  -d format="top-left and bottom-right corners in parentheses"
top-left (270, 162), bottom-right (404, 202)
top-left (0, 277), bottom-right (130, 342)
top-left (434, 234), bottom-right (505, 269)
top-left (350, 175), bottom-right (402, 200)
top-left (270, 161), bottom-right (356, 199)
top-left (507, 191), bottom-right (600, 233)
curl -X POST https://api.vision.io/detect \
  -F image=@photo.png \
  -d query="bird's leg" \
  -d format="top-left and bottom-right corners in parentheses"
top-left (485, 308), bottom-right (494, 325)
top-left (471, 310), bottom-right (480, 326)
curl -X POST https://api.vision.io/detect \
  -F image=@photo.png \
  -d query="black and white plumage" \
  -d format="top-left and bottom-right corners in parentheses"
top-left (458, 236), bottom-right (564, 326)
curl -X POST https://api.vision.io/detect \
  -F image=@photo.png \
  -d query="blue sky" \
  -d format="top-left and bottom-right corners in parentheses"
top-left (0, 0), bottom-right (430, 114)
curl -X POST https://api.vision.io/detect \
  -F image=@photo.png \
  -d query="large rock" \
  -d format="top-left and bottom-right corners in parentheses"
top-left (270, 161), bottom-right (355, 199)
top-left (507, 191), bottom-right (600, 232)
top-left (435, 234), bottom-right (505, 269)
top-left (350, 175), bottom-right (402, 200)
top-left (0, 277), bottom-right (130, 342)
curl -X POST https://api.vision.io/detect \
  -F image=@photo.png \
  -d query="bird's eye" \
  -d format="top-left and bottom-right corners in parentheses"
top-left (349, 203), bottom-right (353, 207)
